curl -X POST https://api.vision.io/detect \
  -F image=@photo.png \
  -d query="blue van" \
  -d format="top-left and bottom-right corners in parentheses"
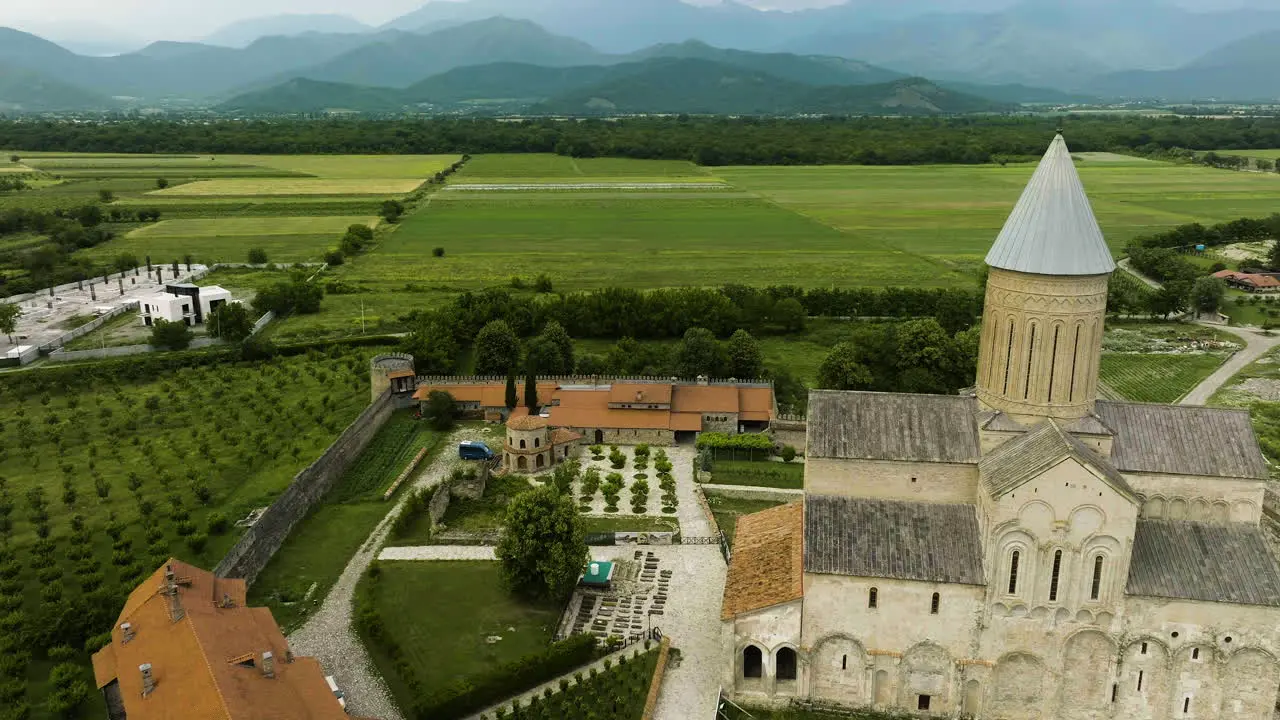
top-left (458, 441), bottom-right (495, 461)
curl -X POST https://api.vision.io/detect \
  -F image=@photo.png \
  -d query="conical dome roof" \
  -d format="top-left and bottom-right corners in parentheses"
top-left (985, 134), bottom-right (1116, 276)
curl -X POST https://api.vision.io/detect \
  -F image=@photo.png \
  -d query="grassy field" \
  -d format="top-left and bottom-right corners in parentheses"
top-left (1211, 345), bottom-right (1280, 470)
top-left (357, 561), bottom-right (562, 711)
top-left (457, 154), bottom-right (717, 180)
top-left (709, 460), bottom-right (805, 489)
top-left (1211, 149), bottom-right (1280, 160)
top-left (0, 348), bottom-right (375, 717)
top-left (81, 216), bottom-right (380, 265)
top-left (151, 178), bottom-right (425, 196)
top-left (249, 410), bottom-right (447, 630)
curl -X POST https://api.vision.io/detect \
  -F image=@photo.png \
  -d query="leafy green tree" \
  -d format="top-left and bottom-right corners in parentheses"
top-left (1192, 276), bottom-right (1226, 315)
top-left (149, 319), bottom-right (193, 351)
top-left (725, 329), bottom-right (763, 379)
top-left (400, 317), bottom-right (458, 375)
top-left (46, 662), bottom-right (88, 719)
top-left (893, 318), bottom-right (957, 394)
top-left (771, 297), bottom-right (807, 333)
top-left (381, 199), bottom-right (405, 223)
top-left (247, 248), bottom-right (268, 265)
top-left (538, 320), bottom-right (575, 374)
top-left (505, 372), bottom-right (518, 411)
top-left (675, 327), bottom-right (727, 379)
top-left (97, 189), bottom-right (114, 203)
top-left (524, 366), bottom-right (539, 411)
top-left (423, 390), bottom-right (457, 431)
top-left (155, 178), bottom-right (169, 189)
top-left (1148, 281), bottom-right (1191, 319)
top-left (207, 302), bottom-right (254, 341)
top-left (0, 303), bottom-right (20, 344)
top-left (496, 485), bottom-right (588, 601)
top-left (347, 224), bottom-right (374, 242)
top-left (817, 343), bottom-right (873, 391)
top-left (474, 320), bottom-right (520, 376)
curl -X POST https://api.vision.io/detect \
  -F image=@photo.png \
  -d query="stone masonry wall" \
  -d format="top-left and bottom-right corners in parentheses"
top-left (214, 388), bottom-right (395, 584)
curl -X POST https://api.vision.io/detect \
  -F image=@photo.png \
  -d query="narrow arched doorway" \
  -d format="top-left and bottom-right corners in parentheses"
top-left (517, 456), bottom-right (527, 470)
top-left (536, 453), bottom-right (545, 469)
top-left (594, 429), bottom-right (604, 444)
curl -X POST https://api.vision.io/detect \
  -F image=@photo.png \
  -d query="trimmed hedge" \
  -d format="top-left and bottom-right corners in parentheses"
top-left (695, 432), bottom-right (773, 451)
top-left (412, 632), bottom-right (599, 719)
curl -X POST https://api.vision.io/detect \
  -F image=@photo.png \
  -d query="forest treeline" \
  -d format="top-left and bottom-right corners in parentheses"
top-left (6, 115), bottom-right (1280, 164)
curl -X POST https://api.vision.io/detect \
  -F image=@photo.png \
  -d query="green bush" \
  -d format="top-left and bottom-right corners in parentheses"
top-left (696, 432), bottom-right (773, 452)
top-left (608, 448), bottom-right (626, 469)
top-left (781, 445), bottom-right (797, 462)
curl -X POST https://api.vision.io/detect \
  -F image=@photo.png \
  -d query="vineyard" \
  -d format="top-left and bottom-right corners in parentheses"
top-left (1099, 353), bottom-right (1227, 404)
top-left (0, 347), bottom-right (373, 718)
top-left (482, 645), bottom-right (662, 720)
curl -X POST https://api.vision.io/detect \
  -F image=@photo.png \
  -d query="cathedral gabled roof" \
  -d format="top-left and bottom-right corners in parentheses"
top-left (804, 495), bottom-right (985, 586)
top-left (808, 391), bottom-right (981, 464)
top-left (980, 420), bottom-right (1137, 501)
top-left (1094, 401), bottom-right (1269, 480)
top-left (985, 134), bottom-right (1117, 277)
top-left (1128, 520), bottom-right (1280, 607)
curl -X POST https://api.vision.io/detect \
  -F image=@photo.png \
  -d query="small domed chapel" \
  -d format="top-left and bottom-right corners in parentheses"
top-left (722, 135), bottom-right (1280, 719)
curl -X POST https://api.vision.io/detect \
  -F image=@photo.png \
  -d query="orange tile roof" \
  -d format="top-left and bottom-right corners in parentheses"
top-left (508, 415), bottom-right (549, 431)
top-left (722, 503), bottom-right (805, 620)
top-left (550, 428), bottom-right (583, 445)
top-left (413, 382), bottom-right (557, 406)
top-left (670, 413), bottom-right (704, 432)
top-left (672, 385), bottom-right (741, 413)
top-left (609, 383), bottom-right (673, 405)
top-left (91, 559), bottom-right (346, 720)
top-left (738, 387), bottom-right (775, 422)
top-left (548, 404), bottom-right (676, 430)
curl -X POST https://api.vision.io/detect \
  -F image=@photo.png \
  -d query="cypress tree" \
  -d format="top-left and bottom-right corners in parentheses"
top-left (524, 367), bottom-right (539, 411)
top-left (505, 372), bottom-right (518, 410)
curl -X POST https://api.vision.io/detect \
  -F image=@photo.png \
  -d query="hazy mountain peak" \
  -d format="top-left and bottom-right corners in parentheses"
top-left (203, 13), bottom-right (372, 49)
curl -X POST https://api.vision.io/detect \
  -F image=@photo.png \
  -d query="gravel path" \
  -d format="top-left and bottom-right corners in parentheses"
top-left (287, 430), bottom-right (472, 720)
top-left (378, 545), bottom-right (496, 561)
top-left (1180, 323), bottom-right (1280, 405)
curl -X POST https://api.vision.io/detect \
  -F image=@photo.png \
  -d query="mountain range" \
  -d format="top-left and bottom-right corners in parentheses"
top-left (2, 0), bottom-right (1280, 112)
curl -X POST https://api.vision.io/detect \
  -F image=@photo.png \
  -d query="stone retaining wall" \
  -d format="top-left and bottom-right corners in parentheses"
top-left (214, 388), bottom-right (395, 584)
top-left (641, 636), bottom-right (673, 720)
top-left (700, 485), bottom-right (805, 503)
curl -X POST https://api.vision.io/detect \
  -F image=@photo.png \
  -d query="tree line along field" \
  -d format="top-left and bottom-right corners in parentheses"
top-left (0, 348), bottom-right (375, 718)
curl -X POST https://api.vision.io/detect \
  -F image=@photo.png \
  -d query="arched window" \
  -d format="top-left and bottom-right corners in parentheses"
top-left (1048, 550), bottom-right (1063, 602)
top-left (534, 437), bottom-right (540, 448)
top-left (776, 648), bottom-right (797, 681)
top-left (1069, 324), bottom-right (1082, 402)
top-left (519, 439), bottom-right (527, 449)
top-left (743, 646), bottom-right (763, 679)
top-left (868, 587), bottom-right (878, 609)
top-left (842, 654), bottom-right (848, 670)
top-left (1047, 325), bottom-right (1061, 401)
top-left (1090, 555), bottom-right (1104, 600)
top-left (1003, 320), bottom-right (1015, 395)
top-left (1008, 550), bottom-right (1021, 595)
top-left (1024, 323), bottom-right (1038, 400)
top-left (930, 592), bottom-right (940, 615)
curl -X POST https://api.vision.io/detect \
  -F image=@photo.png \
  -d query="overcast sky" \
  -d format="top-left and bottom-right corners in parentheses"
top-left (3, 0), bottom-right (1276, 43)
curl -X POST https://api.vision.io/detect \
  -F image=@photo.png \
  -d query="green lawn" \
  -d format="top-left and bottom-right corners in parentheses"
top-left (705, 494), bottom-right (790, 548)
top-left (495, 646), bottom-right (661, 720)
top-left (356, 561), bottom-right (562, 711)
top-left (1223, 292), bottom-right (1280, 327)
top-left (580, 516), bottom-right (678, 534)
top-left (456, 154), bottom-right (714, 179)
top-left (61, 310), bottom-right (166, 350)
top-left (249, 410), bottom-right (445, 630)
top-left (1210, 149), bottom-right (1280, 160)
top-left (709, 460), bottom-right (804, 489)
top-left (78, 216), bottom-right (378, 265)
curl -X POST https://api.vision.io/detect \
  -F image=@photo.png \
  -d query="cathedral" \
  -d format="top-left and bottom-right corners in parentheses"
top-left (721, 135), bottom-right (1280, 719)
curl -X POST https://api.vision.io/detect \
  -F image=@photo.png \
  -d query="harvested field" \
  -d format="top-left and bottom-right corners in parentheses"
top-left (150, 178), bottom-right (425, 196)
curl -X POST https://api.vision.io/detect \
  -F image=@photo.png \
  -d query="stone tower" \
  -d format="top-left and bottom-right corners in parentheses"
top-left (975, 135), bottom-right (1116, 422)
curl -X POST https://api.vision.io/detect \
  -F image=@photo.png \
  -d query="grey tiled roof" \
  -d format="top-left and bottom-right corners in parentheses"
top-left (978, 411), bottom-right (1028, 432)
top-left (1094, 401), bottom-right (1268, 480)
top-left (985, 134), bottom-right (1117, 277)
top-left (981, 419), bottom-right (1136, 500)
top-left (1127, 520), bottom-right (1280, 607)
top-left (807, 391), bottom-right (981, 463)
top-left (804, 495), bottom-right (985, 586)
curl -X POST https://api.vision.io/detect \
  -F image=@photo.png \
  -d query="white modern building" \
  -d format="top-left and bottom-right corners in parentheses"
top-left (139, 284), bottom-right (232, 327)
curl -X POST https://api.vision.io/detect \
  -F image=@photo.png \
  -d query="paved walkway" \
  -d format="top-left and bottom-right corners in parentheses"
top-left (1117, 258), bottom-right (1162, 289)
top-left (287, 429), bottom-right (473, 720)
top-left (1180, 323), bottom-right (1280, 405)
top-left (378, 545), bottom-right (495, 561)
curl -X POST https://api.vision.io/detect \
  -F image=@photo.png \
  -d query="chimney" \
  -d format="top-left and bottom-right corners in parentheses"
top-left (140, 663), bottom-right (155, 696)
top-left (260, 651), bottom-right (275, 679)
top-left (163, 566), bottom-right (184, 623)
top-left (120, 622), bottom-right (135, 644)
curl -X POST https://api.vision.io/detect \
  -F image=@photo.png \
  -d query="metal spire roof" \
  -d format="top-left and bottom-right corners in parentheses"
top-left (985, 134), bottom-right (1116, 276)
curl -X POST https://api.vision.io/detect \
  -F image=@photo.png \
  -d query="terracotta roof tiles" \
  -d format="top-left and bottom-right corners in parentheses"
top-left (722, 502), bottom-right (804, 619)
